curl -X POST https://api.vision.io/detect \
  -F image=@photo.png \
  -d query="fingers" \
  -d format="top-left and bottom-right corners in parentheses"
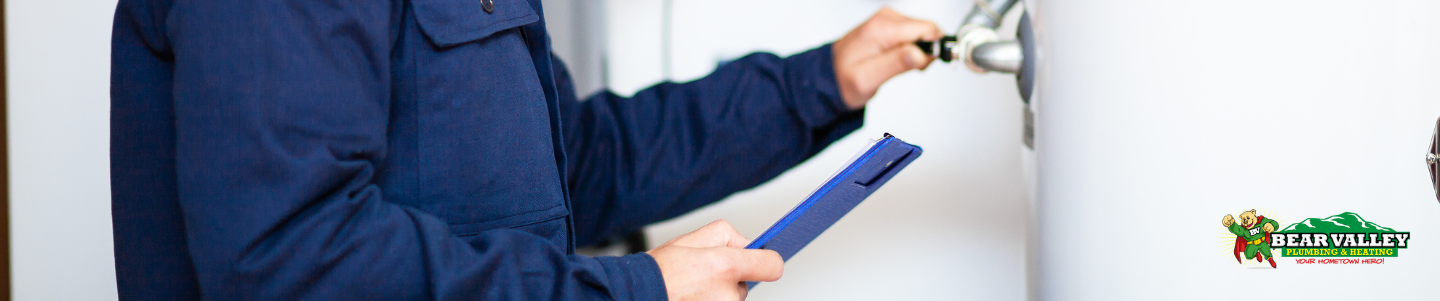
top-left (670, 220), bottom-right (751, 249)
top-left (869, 7), bottom-right (945, 49)
top-left (648, 221), bottom-right (774, 301)
top-left (832, 7), bottom-right (944, 108)
top-left (720, 222), bottom-right (751, 249)
top-left (839, 7), bottom-right (945, 65)
top-left (701, 219), bottom-right (751, 248)
top-left (728, 248), bottom-right (784, 282)
top-left (656, 220), bottom-right (736, 249)
top-left (848, 44), bottom-right (931, 100)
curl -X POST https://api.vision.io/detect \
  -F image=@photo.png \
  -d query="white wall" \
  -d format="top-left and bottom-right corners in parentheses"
top-left (7, 0), bottom-right (121, 300)
top-left (541, 0), bottom-right (610, 98)
top-left (604, 1), bottom-right (1032, 300)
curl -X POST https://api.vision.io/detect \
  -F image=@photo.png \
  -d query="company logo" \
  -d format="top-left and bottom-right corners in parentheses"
top-left (1270, 212), bottom-right (1409, 265)
top-left (1221, 211), bottom-right (1411, 268)
top-left (1221, 209), bottom-right (1281, 268)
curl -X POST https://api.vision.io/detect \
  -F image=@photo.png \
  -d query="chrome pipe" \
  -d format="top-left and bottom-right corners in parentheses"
top-left (961, 0), bottom-right (1022, 30)
top-left (970, 41), bottom-right (1023, 74)
top-left (956, 0), bottom-right (1024, 74)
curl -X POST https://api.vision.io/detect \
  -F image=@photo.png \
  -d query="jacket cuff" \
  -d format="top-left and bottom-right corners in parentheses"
top-left (597, 253), bottom-right (668, 301)
top-left (782, 43), bottom-right (864, 130)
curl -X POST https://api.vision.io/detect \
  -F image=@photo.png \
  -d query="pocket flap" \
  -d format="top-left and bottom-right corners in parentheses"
top-left (413, 0), bottom-right (539, 47)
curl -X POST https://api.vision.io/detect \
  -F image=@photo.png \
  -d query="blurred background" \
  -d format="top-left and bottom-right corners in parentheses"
top-left (6, 0), bottom-right (1440, 300)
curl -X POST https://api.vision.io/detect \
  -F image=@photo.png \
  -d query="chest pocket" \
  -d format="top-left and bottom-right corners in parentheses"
top-left (413, 0), bottom-right (540, 48)
top-left (405, 0), bottom-right (569, 242)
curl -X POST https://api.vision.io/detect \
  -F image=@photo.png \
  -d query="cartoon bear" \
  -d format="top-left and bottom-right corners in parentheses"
top-left (1222, 209), bottom-right (1279, 268)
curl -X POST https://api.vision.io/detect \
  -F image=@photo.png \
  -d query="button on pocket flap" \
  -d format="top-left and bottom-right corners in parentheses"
top-left (413, 0), bottom-right (539, 48)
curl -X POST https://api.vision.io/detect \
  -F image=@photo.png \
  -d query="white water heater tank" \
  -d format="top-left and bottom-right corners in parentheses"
top-left (1020, 0), bottom-right (1440, 299)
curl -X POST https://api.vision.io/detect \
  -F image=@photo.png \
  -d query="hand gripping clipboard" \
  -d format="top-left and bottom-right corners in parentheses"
top-left (744, 133), bottom-right (922, 288)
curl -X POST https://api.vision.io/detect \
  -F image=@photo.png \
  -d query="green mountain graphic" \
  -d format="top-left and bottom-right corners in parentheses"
top-left (1278, 212), bottom-right (1395, 233)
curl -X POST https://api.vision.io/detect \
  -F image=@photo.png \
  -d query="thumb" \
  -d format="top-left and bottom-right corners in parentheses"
top-left (848, 44), bottom-right (931, 101)
top-left (728, 248), bottom-right (784, 282)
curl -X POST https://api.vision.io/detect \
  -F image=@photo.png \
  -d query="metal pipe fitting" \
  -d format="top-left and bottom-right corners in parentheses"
top-left (957, 0), bottom-right (1025, 74)
top-left (1428, 117), bottom-right (1439, 202)
top-left (970, 40), bottom-right (1024, 74)
top-left (961, 0), bottom-right (1022, 30)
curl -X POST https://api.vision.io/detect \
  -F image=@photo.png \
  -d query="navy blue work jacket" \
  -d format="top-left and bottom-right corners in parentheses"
top-left (110, 0), bottom-right (863, 299)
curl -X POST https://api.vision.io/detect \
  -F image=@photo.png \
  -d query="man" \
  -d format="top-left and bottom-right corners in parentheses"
top-left (110, 0), bottom-right (941, 299)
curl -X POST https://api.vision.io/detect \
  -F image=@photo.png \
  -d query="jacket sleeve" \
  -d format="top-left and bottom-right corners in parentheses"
top-left (556, 45), bottom-right (866, 247)
top-left (164, 1), bottom-right (663, 300)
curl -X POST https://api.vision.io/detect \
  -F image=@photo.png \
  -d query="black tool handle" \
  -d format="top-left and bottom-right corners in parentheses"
top-left (914, 36), bottom-right (958, 63)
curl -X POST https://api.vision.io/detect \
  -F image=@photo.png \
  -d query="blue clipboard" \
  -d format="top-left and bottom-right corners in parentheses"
top-left (744, 133), bottom-right (922, 288)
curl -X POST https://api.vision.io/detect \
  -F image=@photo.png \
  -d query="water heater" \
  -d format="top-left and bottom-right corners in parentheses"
top-left (949, 0), bottom-right (1440, 299)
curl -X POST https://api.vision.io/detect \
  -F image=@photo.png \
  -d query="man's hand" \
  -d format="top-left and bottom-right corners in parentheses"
top-left (833, 7), bottom-right (945, 109)
top-left (647, 220), bottom-right (783, 301)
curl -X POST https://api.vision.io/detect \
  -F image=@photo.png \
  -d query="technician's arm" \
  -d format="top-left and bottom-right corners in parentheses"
top-left (159, 1), bottom-right (654, 299)
top-left (556, 44), bottom-right (862, 247)
top-left (560, 7), bottom-right (943, 247)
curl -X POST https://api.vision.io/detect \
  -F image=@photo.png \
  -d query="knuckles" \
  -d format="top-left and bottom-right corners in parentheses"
top-left (709, 219), bottom-right (734, 230)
